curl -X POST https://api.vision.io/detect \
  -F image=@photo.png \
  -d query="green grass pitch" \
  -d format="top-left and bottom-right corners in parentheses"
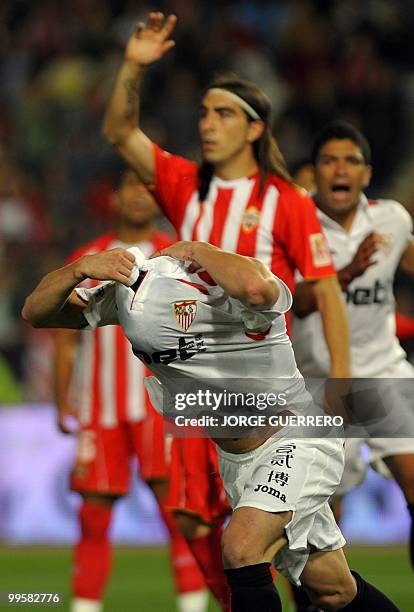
top-left (0, 545), bottom-right (411, 610)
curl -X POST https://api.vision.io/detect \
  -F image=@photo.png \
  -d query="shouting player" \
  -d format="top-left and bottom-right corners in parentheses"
top-left (55, 167), bottom-right (208, 612)
top-left (102, 12), bottom-right (351, 600)
top-left (292, 120), bottom-right (414, 569)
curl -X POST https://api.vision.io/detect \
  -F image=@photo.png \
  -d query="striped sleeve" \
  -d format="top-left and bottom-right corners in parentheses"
top-left (277, 188), bottom-right (336, 280)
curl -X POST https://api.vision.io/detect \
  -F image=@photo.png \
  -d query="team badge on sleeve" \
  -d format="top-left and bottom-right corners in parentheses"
top-left (173, 300), bottom-right (197, 332)
top-left (309, 233), bottom-right (332, 267)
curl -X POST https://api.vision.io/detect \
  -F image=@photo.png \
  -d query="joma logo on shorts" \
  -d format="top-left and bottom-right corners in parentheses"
top-left (253, 484), bottom-right (286, 502)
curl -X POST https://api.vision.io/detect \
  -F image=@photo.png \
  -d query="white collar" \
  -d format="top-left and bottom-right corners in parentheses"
top-left (128, 248), bottom-right (191, 285)
top-left (211, 174), bottom-right (255, 189)
top-left (315, 193), bottom-right (372, 233)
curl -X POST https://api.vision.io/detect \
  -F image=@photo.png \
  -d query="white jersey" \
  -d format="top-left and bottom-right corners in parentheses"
top-left (293, 195), bottom-right (413, 377)
top-left (77, 251), bottom-right (308, 413)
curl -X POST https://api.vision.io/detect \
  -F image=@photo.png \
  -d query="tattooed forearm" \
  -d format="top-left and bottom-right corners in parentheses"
top-left (123, 78), bottom-right (139, 122)
top-left (103, 61), bottom-right (145, 145)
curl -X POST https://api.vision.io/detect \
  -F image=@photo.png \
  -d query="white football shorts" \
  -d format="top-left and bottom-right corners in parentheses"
top-left (217, 436), bottom-right (346, 584)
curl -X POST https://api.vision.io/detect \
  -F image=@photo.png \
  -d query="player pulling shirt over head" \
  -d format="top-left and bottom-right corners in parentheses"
top-left (23, 240), bottom-right (399, 612)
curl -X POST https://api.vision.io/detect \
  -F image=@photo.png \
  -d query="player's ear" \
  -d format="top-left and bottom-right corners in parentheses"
top-left (363, 165), bottom-right (373, 188)
top-left (247, 119), bottom-right (265, 144)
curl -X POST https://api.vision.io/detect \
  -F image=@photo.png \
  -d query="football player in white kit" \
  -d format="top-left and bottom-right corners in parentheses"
top-left (23, 239), bottom-right (399, 611)
top-left (292, 120), bottom-right (414, 569)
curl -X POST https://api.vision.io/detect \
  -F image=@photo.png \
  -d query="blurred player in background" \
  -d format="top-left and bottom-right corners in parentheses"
top-left (54, 167), bottom-right (208, 612)
top-left (292, 121), bottom-right (414, 571)
top-left (102, 12), bottom-right (350, 608)
top-left (291, 159), bottom-right (316, 194)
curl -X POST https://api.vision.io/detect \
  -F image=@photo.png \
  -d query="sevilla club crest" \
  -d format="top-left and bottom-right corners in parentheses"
top-left (173, 300), bottom-right (197, 332)
top-left (241, 206), bottom-right (260, 233)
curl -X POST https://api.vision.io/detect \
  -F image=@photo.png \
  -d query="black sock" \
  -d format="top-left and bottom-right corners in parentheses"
top-left (290, 583), bottom-right (319, 611)
top-left (224, 563), bottom-right (282, 612)
top-left (407, 503), bottom-right (414, 569)
top-left (341, 570), bottom-right (400, 611)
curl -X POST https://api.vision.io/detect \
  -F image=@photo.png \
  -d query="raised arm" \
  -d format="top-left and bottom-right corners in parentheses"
top-left (103, 12), bottom-right (177, 184)
top-left (22, 248), bottom-right (136, 328)
top-left (151, 241), bottom-right (280, 309)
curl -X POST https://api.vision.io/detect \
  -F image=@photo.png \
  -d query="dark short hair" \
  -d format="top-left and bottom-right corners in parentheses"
top-left (112, 163), bottom-right (138, 190)
top-left (290, 158), bottom-right (313, 179)
top-left (311, 121), bottom-right (371, 165)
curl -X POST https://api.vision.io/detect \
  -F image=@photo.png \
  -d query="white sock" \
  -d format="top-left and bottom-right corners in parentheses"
top-left (70, 598), bottom-right (102, 612)
top-left (177, 589), bottom-right (209, 612)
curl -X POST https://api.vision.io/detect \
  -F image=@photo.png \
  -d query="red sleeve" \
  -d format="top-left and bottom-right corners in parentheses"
top-left (152, 231), bottom-right (176, 252)
top-left (151, 144), bottom-right (199, 229)
top-left (396, 312), bottom-right (414, 340)
top-left (65, 244), bottom-right (88, 265)
top-left (275, 186), bottom-right (336, 281)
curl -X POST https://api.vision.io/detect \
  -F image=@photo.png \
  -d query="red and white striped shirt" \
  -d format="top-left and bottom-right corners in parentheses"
top-left (66, 232), bottom-right (173, 427)
top-left (151, 144), bottom-right (335, 297)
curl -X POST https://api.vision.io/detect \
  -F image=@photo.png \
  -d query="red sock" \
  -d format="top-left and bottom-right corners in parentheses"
top-left (187, 527), bottom-right (231, 612)
top-left (72, 500), bottom-right (113, 601)
top-left (159, 504), bottom-right (206, 594)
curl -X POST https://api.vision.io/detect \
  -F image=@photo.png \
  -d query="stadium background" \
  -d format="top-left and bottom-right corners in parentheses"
top-left (0, 0), bottom-right (413, 609)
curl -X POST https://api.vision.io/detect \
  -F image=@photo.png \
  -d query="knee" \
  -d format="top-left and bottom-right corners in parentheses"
top-left (308, 577), bottom-right (356, 611)
top-left (222, 531), bottom-right (259, 569)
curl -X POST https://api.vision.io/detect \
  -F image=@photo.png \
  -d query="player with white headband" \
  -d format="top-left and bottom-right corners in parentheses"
top-left (205, 88), bottom-right (261, 120)
top-left (22, 240), bottom-right (399, 612)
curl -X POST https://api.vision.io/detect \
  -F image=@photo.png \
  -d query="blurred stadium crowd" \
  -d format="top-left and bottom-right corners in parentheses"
top-left (0, 0), bottom-right (413, 401)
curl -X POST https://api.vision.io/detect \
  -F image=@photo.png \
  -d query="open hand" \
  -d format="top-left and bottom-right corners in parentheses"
top-left (348, 232), bottom-right (379, 278)
top-left (125, 12), bottom-right (177, 66)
